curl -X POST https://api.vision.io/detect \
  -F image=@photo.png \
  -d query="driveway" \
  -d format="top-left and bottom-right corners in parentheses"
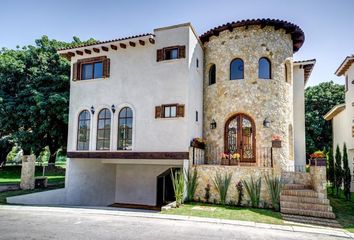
top-left (0, 205), bottom-right (352, 240)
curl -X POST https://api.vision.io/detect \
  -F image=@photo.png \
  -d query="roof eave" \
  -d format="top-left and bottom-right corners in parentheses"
top-left (323, 103), bottom-right (346, 120)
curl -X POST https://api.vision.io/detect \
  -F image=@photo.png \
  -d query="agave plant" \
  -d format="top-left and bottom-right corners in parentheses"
top-left (264, 174), bottom-right (282, 211)
top-left (212, 172), bottom-right (232, 205)
top-left (243, 176), bottom-right (261, 208)
top-left (185, 168), bottom-right (199, 202)
top-left (171, 169), bottom-right (185, 207)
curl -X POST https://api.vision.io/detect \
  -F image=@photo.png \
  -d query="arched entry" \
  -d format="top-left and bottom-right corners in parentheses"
top-left (225, 113), bottom-right (256, 163)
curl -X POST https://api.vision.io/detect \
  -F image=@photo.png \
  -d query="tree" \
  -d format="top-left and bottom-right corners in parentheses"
top-left (334, 145), bottom-right (343, 197)
top-left (327, 147), bottom-right (335, 194)
top-left (0, 36), bottom-right (96, 163)
top-left (305, 81), bottom-right (345, 156)
top-left (342, 143), bottom-right (352, 201)
top-left (0, 135), bottom-right (13, 167)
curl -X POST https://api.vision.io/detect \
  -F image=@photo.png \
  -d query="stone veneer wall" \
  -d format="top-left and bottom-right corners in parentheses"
top-left (193, 165), bottom-right (278, 206)
top-left (20, 155), bottom-right (36, 190)
top-left (203, 25), bottom-right (294, 170)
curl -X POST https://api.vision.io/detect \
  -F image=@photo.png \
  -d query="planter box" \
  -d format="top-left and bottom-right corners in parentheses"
top-left (221, 158), bottom-right (229, 165)
top-left (272, 140), bottom-right (282, 148)
top-left (191, 141), bottom-right (205, 149)
top-left (310, 157), bottom-right (326, 166)
top-left (229, 158), bottom-right (239, 166)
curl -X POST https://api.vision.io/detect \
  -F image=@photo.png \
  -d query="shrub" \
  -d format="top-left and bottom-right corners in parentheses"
top-left (327, 148), bottom-right (335, 194)
top-left (204, 183), bottom-right (211, 203)
top-left (342, 143), bottom-right (352, 201)
top-left (236, 181), bottom-right (244, 206)
top-left (212, 172), bottom-right (232, 205)
top-left (185, 168), bottom-right (199, 202)
top-left (171, 169), bottom-right (184, 207)
top-left (334, 145), bottom-right (343, 197)
top-left (243, 176), bottom-right (261, 208)
top-left (264, 174), bottom-right (282, 211)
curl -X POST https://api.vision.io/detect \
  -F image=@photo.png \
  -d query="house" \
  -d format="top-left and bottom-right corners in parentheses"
top-left (324, 55), bottom-right (354, 192)
top-left (7, 19), bottom-right (317, 208)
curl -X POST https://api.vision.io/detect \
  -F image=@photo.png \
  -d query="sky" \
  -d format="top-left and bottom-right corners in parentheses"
top-left (1, 0), bottom-right (353, 86)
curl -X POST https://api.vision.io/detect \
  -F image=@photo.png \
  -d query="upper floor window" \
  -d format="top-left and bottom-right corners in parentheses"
top-left (164, 105), bottom-right (177, 118)
top-left (230, 58), bottom-right (244, 80)
top-left (156, 46), bottom-right (186, 62)
top-left (97, 108), bottom-right (111, 150)
top-left (155, 104), bottom-right (185, 118)
top-left (118, 107), bottom-right (133, 150)
top-left (72, 56), bottom-right (110, 81)
top-left (259, 57), bottom-right (271, 79)
top-left (209, 64), bottom-right (216, 85)
top-left (77, 110), bottom-right (90, 150)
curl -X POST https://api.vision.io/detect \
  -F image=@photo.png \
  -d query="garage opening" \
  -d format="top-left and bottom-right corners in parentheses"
top-left (156, 168), bottom-right (179, 207)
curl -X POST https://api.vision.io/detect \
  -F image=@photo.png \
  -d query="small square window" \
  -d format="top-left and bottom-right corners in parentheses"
top-left (164, 48), bottom-right (178, 60)
top-left (81, 61), bottom-right (103, 80)
top-left (164, 105), bottom-right (177, 118)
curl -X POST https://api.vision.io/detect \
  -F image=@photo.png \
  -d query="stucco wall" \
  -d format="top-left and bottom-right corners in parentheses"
top-left (203, 25), bottom-right (294, 169)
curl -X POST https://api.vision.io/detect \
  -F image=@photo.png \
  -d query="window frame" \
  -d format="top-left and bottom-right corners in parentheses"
top-left (96, 108), bottom-right (111, 150)
top-left (77, 110), bottom-right (91, 150)
top-left (164, 47), bottom-right (179, 60)
top-left (230, 58), bottom-right (244, 80)
top-left (81, 61), bottom-right (104, 80)
top-left (163, 104), bottom-right (178, 118)
top-left (118, 107), bottom-right (133, 150)
top-left (258, 57), bottom-right (271, 79)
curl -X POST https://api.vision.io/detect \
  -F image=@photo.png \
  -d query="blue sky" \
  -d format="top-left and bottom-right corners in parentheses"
top-left (1, 0), bottom-right (353, 86)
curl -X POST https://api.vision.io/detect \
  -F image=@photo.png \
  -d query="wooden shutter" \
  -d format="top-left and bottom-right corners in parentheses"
top-left (177, 104), bottom-right (185, 117)
top-left (156, 49), bottom-right (163, 62)
top-left (178, 46), bottom-right (186, 59)
top-left (103, 58), bottom-right (110, 78)
top-left (72, 63), bottom-right (78, 81)
top-left (155, 106), bottom-right (162, 118)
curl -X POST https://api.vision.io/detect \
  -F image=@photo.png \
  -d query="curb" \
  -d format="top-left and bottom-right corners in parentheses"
top-left (0, 205), bottom-right (353, 239)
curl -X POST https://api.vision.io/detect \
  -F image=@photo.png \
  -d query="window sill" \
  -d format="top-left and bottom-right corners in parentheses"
top-left (158, 58), bottom-right (183, 63)
top-left (72, 77), bottom-right (109, 83)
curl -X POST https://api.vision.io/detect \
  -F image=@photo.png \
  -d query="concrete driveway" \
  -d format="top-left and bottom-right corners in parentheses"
top-left (0, 205), bottom-right (352, 240)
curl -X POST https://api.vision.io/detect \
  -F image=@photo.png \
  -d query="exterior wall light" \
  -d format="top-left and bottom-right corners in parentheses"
top-left (111, 104), bottom-right (116, 113)
top-left (263, 118), bottom-right (271, 128)
top-left (210, 119), bottom-right (217, 129)
top-left (90, 106), bottom-right (95, 115)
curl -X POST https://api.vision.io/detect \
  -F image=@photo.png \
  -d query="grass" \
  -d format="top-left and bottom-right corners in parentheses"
top-left (327, 188), bottom-right (354, 233)
top-left (161, 202), bottom-right (284, 225)
top-left (0, 164), bottom-right (66, 185)
top-left (0, 184), bottom-right (64, 204)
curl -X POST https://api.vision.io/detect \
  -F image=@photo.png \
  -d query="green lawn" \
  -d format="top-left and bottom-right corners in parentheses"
top-left (328, 189), bottom-right (354, 233)
top-left (161, 202), bottom-right (284, 225)
top-left (0, 165), bottom-right (66, 185)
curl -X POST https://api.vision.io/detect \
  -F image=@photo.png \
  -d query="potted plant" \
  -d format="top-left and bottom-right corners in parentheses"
top-left (190, 137), bottom-right (205, 149)
top-left (230, 153), bottom-right (240, 165)
top-left (220, 153), bottom-right (230, 165)
top-left (309, 150), bottom-right (326, 166)
top-left (271, 135), bottom-right (282, 148)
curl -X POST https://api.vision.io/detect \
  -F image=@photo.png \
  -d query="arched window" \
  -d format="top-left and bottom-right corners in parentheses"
top-left (209, 64), bottom-right (216, 85)
top-left (118, 107), bottom-right (133, 150)
top-left (258, 57), bottom-right (271, 79)
top-left (230, 58), bottom-right (244, 80)
top-left (96, 108), bottom-right (111, 150)
top-left (77, 110), bottom-right (90, 150)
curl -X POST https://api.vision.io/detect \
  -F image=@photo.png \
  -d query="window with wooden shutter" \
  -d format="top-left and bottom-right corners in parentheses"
top-left (155, 104), bottom-right (185, 118)
top-left (177, 104), bottom-right (185, 117)
top-left (157, 49), bottom-right (164, 62)
top-left (72, 63), bottom-right (78, 81)
top-left (73, 56), bottom-right (108, 81)
top-left (155, 106), bottom-right (162, 118)
top-left (157, 45), bottom-right (186, 62)
top-left (103, 58), bottom-right (110, 78)
top-left (178, 46), bottom-right (185, 59)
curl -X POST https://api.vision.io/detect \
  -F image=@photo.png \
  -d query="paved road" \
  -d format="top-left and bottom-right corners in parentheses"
top-left (0, 206), bottom-right (350, 240)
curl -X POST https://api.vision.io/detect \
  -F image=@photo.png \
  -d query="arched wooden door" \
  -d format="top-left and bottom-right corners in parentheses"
top-left (225, 114), bottom-right (256, 163)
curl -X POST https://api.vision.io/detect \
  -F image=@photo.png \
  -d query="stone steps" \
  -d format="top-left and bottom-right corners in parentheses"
top-left (280, 201), bottom-right (332, 212)
top-left (281, 208), bottom-right (336, 219)
top-left (282, 184), bottom-right (311, 190)
top-left (280, 195), bottom-right (330, 205)
top-left (281, 214), bottom-right (342, 228)
top-left (281, 189), bottom-right (318, 198)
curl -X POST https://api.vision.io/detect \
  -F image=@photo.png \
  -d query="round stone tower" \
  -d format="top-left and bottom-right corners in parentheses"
top-left (200, 19), bottom-right (305, 169)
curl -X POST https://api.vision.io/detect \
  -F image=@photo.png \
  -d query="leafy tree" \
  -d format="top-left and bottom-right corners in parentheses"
top-left (0, 135), bottom-right (13, 167)
top-left (342, 143), bottom-right (352, 201)
top-left (0, 36), bottom-right (96, 163)
top-left (327, 147), bottom-right (335, 194)
top-left (334, 145), bottom-right (343, 197)
top-left (305, 81), bottom-right (344, 156)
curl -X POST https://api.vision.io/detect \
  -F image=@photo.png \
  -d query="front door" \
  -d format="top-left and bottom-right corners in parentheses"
top-left (225, 114), bottom-right (256, 162)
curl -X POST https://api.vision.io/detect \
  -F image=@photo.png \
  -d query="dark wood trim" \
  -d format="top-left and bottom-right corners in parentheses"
top-left (93, 48), bottom-right (100, 53)
top-left (129, 41), bottom-right (136, 47)
top-left (67, 151), bottom-right (189, 159)
top-left (149, 38), bottom-right (155, 44)
top-left (110, 45), bottom-right (117, 50)
top-left (139, 40), bottom-right (145, 46)
top-left (84, 49), bottom-right (91, 54)
top-left (67, 52), bottom-right (75, 57)
top-left (120, 43), bottom-right (126, 49)
top-left (101, 46), bottom-right (109, 52)
top-left (76, 50), bottom-right (83, 55)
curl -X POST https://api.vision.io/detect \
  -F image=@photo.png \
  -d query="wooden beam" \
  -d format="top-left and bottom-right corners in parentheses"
top-left (101, 46), bottom-right (109, 52)
top-left (120, 43), bottom-right (126, 49)
top-left (67, 151), bottom-right (189, 159)
top-left (93, 48), bottom-right (100, 53)
top-left (129, 41), bottom-right (136, 47)
top-left (67, 52), bottom-right (75, 57)
top-left (149, 38), bottom-right (155, 44)
top-left (139, 40), bottom-right (145, 46)
top-left (84, 49), bottom-right (91, 54)
top-left (110, 45), bottom-right (117, 50)
top-left (76, 50), bottom-right (83, 56)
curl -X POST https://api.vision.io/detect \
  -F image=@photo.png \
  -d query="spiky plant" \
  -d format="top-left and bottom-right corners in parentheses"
top-left (212, 172), bottom-right (232, 205)
top-left (185, 168), bottom-right (199, 202)
top-left (334, 145), bottom-right (343, 197)
top-left (171, 169), bottom-right (185, 207)
top-left (327, 148), bottom-right (335, 195)
top-left (243, 176), bottom-right (262, 208)
top-left (264, 174), bottom-right (282, 211)
top-left (342, 143), bottom-right (352, 201)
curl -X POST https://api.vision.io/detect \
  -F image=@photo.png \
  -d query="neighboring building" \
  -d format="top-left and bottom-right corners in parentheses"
top-left (7, 19), bottom-right (315, 207)
top-left (324, 55), bottom-right (354, 192)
